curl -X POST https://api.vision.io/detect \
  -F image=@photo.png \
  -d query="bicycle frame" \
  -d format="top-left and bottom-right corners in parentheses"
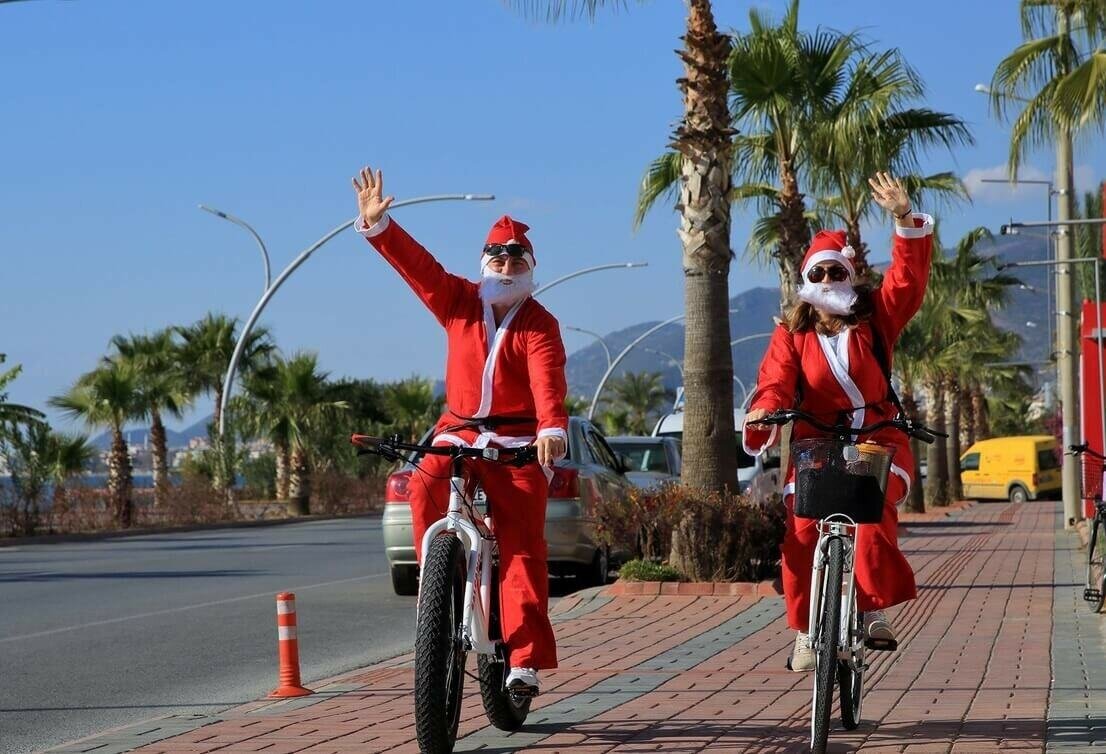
top-left (809, 515), bottom-right (862, 670)
top-left (418, 464), bottom-right (498, 655)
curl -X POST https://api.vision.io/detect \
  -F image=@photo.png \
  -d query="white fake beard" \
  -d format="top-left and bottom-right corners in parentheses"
top-left (479, 270), bottom-right (535, 307)
top-left (797, 280), bottom-right (858, 316)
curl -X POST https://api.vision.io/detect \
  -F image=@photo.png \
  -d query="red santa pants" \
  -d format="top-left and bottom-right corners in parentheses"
top-left (409, 452), bottom-right (558, 669)
top-left (781, 473), bottom-right (917, 632)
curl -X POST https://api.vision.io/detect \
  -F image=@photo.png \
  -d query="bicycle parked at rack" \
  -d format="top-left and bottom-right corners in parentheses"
top-left (351, 433), bottom-right (538, 754)
top-left (751, 409), bottom-right (940, 754)
top-left (1068, 443), bottom-right (1106, 612)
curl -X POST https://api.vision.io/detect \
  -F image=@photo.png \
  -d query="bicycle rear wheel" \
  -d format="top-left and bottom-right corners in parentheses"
top-left (838, 601), bottom-right (864, 730)
top-left (414, 533), bottom-right (468, 754)
top-left (1088, 513), bottom-right (1106, 612)
top-left (811, 537), bottom-right (843, 754)
top-left (478, 556), bottom-right (531, 730)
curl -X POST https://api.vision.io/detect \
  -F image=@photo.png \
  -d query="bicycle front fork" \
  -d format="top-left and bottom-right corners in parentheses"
top-left (808, 520), bottom-right (860, 663)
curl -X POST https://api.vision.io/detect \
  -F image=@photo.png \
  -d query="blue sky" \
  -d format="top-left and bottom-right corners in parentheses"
top-left (2, 0), bottom-right (1103, 431)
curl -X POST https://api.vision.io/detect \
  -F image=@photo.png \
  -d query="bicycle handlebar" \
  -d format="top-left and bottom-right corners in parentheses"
top-left (350, 433), bottom-right (538, 466)
top-left (1069, 443), bottom-right (1106, 460)
top-left (748, 408), bottom-right (945, 445)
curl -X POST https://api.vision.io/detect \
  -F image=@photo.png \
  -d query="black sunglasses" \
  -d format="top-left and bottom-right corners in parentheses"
top-left (483, 243), bottom-right (529, 258)
top-left (807, 265), bottom-right (850, 283)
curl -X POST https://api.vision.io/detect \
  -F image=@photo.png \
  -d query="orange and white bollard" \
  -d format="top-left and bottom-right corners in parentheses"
top-left (268, 592), bottom-right (313, 698)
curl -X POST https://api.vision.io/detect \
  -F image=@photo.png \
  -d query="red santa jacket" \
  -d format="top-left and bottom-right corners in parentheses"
top-left (359, 214), bottom-right (569, 447)
top-left (742, 214), bottom-right (935, 497)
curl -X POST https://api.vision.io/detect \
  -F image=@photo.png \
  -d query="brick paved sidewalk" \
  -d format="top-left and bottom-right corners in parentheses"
top-left (50, 499), bottom-right (1101, 754)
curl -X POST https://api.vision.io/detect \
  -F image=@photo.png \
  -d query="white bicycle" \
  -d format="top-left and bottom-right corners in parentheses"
top-left (752, 409), bottom-right (940, 754)
top-left (351, 433), bottom-right (536, 754)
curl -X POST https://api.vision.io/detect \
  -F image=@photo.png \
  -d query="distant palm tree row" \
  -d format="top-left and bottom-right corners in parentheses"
top-left (0, 314), bottom-right (448, 530)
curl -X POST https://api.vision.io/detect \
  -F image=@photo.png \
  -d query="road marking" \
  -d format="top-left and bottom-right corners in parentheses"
top-left (0, 572), bottom-right (388, 644)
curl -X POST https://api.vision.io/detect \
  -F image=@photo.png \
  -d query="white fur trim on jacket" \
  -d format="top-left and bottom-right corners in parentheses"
top-left (355, 213), bottom-right (391, 238)
top-left (894, 213), bottom-right (935, 239)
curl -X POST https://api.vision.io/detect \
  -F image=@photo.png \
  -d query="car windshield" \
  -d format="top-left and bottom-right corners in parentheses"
top-left (611, 442), bottom-right (672, 473)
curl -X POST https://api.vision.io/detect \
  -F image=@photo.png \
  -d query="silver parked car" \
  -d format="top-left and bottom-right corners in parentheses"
top-left (382, 416), bottom-right (636, 595)
top-left (606, 436), bottom-right (681, 490)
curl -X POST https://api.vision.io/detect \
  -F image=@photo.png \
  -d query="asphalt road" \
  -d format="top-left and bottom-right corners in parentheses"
top-left (0, 517), bottom-right (414, 754)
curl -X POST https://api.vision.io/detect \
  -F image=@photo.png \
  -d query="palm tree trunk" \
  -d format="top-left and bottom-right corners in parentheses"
top-left (149, 410), bottom-right (170, 508)
top-left (923, 377), bottom-right (948, 507)
top-left (961, 383), bottom-right (975, 446)
top-left (288, 448), bottom-right (310, 516)
top-left (944, 376), bottom-right (963, 502)
top-left (109, 426), bottom-right (134, 527)
top-left (776, 165), bottom-right (809, 309)
top-left (901, 385), bottom-right (925, 514)
top-left (212, 384), bottom-right (224, 435)
top-left (275, 438), bottom-right (290, 500)
top-left (667, 0), bottom-right (735, 576)
top-left (972, 384), bottom-right (989, 440)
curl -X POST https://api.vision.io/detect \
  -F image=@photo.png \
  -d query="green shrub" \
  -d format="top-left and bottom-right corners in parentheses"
top-left (618, 559), bottom-right (685, 582)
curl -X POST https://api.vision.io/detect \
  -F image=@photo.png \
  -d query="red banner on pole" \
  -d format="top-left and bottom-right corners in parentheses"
top-left (1101, 183), bottom-right (1106, 258)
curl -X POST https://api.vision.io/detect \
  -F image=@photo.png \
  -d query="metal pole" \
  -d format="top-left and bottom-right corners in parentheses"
top-left (565, 326), bottom-right (613, 369)
top-left (587, 309), bottom-right (741, 420)
top-left (643, 347), bottom-right (684, 379)
top-left (1096, 260), bottom-right (1105, 462)
top-left (730, 332), bottom-right (773, 348)
top-left (217, 193), bottom-right (494, 437)
top-left (588, 315), bottom-right (684, 420)
top-left (532, 262), bottom-right (647, 297)
top-left (199, 205), bottom-right (272, 293)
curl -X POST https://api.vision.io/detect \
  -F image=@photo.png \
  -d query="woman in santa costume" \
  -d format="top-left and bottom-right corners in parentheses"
top-left (351, 166), bottom-right (569, 695)
top-left (743, 172), bottom-right (933, 672)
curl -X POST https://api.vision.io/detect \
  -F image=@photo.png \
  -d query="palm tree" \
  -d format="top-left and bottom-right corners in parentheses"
top-left (510, 0), bottom-right (738, 498)
top-left (383, 376), bottom-right (441, 444)
top-left (47, 432), bottom-right (96, 514)
top-left (108, 330), bottom-right (190, 507)
top-left (606, 372), bottom-right (669, 435)
top-left (0, 354), bottom-right (44, 429)
top-left (175, 313), bottom-right (275, 432)
top-left (1074, 181), bottom-right (1106, 301)
top-left (50, 362), bottom-right (141, 527)
top-left (238, 366), bottom-right (292, 500)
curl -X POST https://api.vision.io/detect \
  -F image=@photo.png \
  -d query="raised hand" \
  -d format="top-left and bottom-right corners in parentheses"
top-left (868, 172), bottom-right (911, 219)
top-left (352, 166), bottom-right (395, 227)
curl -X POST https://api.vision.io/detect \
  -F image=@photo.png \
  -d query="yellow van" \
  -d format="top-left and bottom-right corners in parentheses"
top-left (959, 436), bottom-right (1062, 502)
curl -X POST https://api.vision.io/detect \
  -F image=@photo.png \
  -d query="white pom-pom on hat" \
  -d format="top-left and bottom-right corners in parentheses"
top-left (840, 244), bottom-right (856, 259)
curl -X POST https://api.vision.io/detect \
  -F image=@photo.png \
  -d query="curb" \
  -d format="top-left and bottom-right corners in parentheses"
top-left (0, 510), bottom-right (382, 548)
top-left (603, 578), bottom-right (783, 597)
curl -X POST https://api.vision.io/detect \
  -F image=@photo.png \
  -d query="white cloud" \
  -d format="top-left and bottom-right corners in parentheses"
top-left (963, 164), bottom-right (1052, 202)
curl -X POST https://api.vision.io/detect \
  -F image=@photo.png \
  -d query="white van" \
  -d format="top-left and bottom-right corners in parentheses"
top-left (651, 407), bottom-right (781, 503)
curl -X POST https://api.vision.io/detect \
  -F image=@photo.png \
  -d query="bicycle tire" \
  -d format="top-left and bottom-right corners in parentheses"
top-left (811, 537), bottom-right (843, 754)
top-left (414, 533), bottom-right (468, 754)
top-left (1089, 514), bottom-right (1106, 613)
top-left (478, 558), bottom-right (531, 730)
top-left (838, 602), bottom-right (864, 731)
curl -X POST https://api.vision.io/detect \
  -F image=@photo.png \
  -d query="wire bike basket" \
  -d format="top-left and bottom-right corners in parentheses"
top-left (792, 439), bottom-right (894, 524)
top-left (1077, 450), bottom-right (1105, 503)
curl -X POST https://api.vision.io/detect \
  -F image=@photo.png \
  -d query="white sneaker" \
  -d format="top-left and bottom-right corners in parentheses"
top-left (789, 632), bottom-right (815, 672)
top-left (506, 667), bottom-right (540, 696)
top-left (863, 610), bottom-right (898, 651)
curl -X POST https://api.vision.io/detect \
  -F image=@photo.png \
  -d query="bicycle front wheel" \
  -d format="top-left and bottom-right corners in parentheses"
top-left (478, 558), bottom-right (531, 730)
top-left (838, 600), bottom-right (864, 730)
top-left (415, 533), bottom-right (468, 754)
top-left (811, 537), bottom-right (843, 754)
top-left (1088, 514), bottom-right (1106, 612)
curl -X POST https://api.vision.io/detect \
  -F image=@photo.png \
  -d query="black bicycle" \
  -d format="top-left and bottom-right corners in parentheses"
top-left (1069, 443), bottom-right (1106, 612)
top-left (352, 433), bottom-right (538, 754)
top-left (751, 409), bottom-right (940, 754)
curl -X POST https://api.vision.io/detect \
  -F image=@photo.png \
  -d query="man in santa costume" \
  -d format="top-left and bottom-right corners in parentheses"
top-left (352, 166), bottom-right (568, 695)
top-left (743, 172), bottom-right (933, 671)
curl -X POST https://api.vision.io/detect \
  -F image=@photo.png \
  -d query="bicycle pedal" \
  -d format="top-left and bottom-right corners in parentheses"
top-left (864, 637), bottom-right (898, 652)
top-left (507, 683), bottom-right (539, 700)
top-left (1084, 588), bottom-right (1102, 603)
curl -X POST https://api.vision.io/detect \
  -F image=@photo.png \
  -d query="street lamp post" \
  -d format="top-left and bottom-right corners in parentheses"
top-left (643, 347), bottom-right (684, 379)
top-left (199, 205), bottom-right (273, 294)
top-left (217, 193), bottom-right (495, 437)
top-left (587, 309), bottom-right (742, 420)
top-left (532, 262), bottom-right (647, 297)
top-left (565, 326), bottom-right (613, 369)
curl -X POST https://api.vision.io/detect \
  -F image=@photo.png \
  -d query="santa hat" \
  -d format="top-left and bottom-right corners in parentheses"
top-left (483, 215), bottom-right (535, 271)
top-left (801, 230), bottom-right (856, 281)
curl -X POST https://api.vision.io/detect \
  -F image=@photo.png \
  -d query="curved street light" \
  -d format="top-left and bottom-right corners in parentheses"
top-left (532, 262), bottom-right (647, 297)
top-left (199, 205), bottom-right (272, 294)
top-left (587, 309), bottom-right (742, 420)
top-left (565, 326), bottom-right (612, 369)
top-left (643, 346), bottom-right (684, 380)
top-left (218, 193), bottom-right (495, 437)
